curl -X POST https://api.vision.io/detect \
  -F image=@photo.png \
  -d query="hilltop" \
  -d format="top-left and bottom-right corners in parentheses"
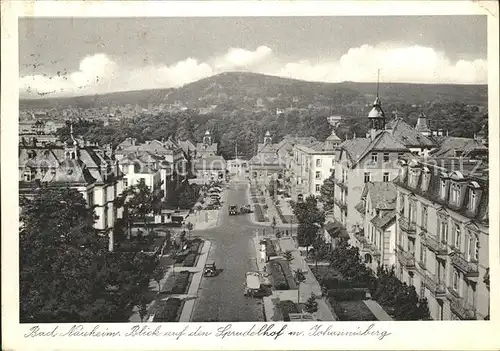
top-left (19, 72), bottom-right (488, 110)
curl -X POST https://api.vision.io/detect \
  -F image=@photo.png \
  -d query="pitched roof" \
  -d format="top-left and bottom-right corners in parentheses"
top-left (386, 118), bottom-right (436, 147)
top-left (362, 182), bottom-right (397, 210)
top-left (430, 137), bottom-right (488, 158)
top-left (370, 210), bottom-right (396, 229)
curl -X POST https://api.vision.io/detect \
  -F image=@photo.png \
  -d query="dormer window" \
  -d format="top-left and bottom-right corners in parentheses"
top-left (468, 181), bottom-right (481, 212)
top-left (421, 167), bottom-right (431, 192)
top-left (27, 150), bottom-right (36, 159)
top-left (440, 175), bottom-right (448, 199)
top-left (450, 183), bottom-right (460, 204)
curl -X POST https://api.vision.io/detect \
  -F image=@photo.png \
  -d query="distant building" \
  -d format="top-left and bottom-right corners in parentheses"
top-left (394, 158), bottom-right (489, 320)
top-left (196, 130), bottom-right (218, 159)
top-left (429, 137), bottom-right (488, 159)
top-left (192, 155), bottom-right (227, 182)
top-left (227, 158), bottom-right (249, 176)
top-left (385, 117), bottom-right (437, 156)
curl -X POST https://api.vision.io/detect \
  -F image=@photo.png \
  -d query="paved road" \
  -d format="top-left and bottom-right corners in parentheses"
top-left (191, 179), bottom-right (265, 322)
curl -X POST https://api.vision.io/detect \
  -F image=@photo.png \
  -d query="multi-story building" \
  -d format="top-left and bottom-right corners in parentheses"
top-left (333, 96), bottom-right (410, 236)
top-left (394, 157), bottom-right (489, 320)
top-left (354, 182), bottom-right (397, 272)
top-left (192, 155), bottom-right (227, 182)
top-left (19, 132), bottom-right (125, 251)
top-left (289, 129), bottom-right (340, 201)
top-left (249, 131), bottom-right (286, 183)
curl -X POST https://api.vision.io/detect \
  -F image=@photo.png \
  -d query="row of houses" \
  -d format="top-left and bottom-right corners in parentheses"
top-left (250, 95), bottom-right (489, 321)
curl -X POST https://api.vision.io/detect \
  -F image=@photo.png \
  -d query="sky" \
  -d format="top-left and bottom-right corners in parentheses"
top-left (19, 16), bottom-right (487, 98)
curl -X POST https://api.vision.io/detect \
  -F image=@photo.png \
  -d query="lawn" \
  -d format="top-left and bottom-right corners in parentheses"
top-left (330, 300), bottom-right (377, 321)
top-left (153, 298), bottom-right (184, 322)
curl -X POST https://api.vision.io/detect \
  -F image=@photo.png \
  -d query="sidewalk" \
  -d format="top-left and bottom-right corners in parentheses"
top-left (363, 299), bottom-right (393, 321)
top-left (190, 187), bottom-right (228, 231)
top-left (247, 185), bottom-right (298, 230)
top-left (251, 233), bottom-right (336, 321)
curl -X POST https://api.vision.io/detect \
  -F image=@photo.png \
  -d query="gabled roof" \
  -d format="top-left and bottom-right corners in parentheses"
top-left (386, 118), bottom-right (436, 148)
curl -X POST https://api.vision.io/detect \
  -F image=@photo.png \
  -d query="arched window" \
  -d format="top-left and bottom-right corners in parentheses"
top-left (466, 230), bottom-right (479, 262)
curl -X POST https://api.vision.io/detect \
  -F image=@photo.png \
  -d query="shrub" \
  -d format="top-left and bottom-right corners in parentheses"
top-left (254, 205), bottom-right (265, 222)
top-left (327, 288), bottom-right (367, 301)
top-left (274, 202), bottom-right (288, 224)
top-left (279, 300), bottom-right (299, 321)
top-left (265, 239), bottom-right (277, 257)
top-left (269, 261), bottom-right (289, 290)
top-left (153, 298), bottom-right (182, 322)
top-left (183, 253), bottom-right (197, 267)
top-left (189, 239), bottom-right (203, 253)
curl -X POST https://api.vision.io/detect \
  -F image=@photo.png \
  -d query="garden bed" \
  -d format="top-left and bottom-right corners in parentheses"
top-left (278, 259), bottom-right (297, 289)
top-left (153, 298), bottom-right (184, 322)
top-left (268, 260), bottom-right (290, 290)
top-left (279, 300), bottom-right (299, 321)
top-left (330, 300), bottom-right (377, 321)
top-left (254, 205), bottom-right (265, 222)
top-left (189, 239), bottom-right (204, 254)
top-left (182, 253), bottom-right (198, 267)
top-left (161, 271), bottom-right (192, 294)
top-left (265, 239), bottom-right (277, 257)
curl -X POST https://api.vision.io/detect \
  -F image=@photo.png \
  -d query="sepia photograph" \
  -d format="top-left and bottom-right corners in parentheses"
top-left (2, 1), bottom-right (499, 350)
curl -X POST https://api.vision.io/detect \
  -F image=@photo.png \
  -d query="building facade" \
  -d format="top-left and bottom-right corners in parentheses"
top-left (19, 136), bottom-right (125, 251)
top-left (394, 158), bottom-right (489, 320)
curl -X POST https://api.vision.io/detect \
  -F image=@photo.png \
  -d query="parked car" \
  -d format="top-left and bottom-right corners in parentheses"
top-left (229, 205), bottom-right (238, 215)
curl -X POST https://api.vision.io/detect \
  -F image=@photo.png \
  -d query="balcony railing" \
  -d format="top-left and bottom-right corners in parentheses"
top-left (399, 216), bottom-right (416, 236)
top-left (333, 198), bottom-right (347, 210)
top-left (396, 246), bottom-right (416, 269)
top-left (420, 231), bottom-right (448, 258)
top-left (451, 253), bottom-right (479, 280)
top-left (447, 289), bottom-right (477, 320)
top-left (423, 272), bottom-right (447, 298)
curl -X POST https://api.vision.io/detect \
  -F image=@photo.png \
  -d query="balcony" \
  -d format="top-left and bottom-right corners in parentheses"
top-left (333, 177), bottom-right (348, 190)
top-left (396, 246), bottom-right (416, 270)
top-left (367, 242), bottom-right (381, 257)
top-left (398, 216), bottom-right (416, 237)
top-left (423, 272), bottom-right (447, 298)
top-left (420, 232), bottom-right (448, 259)
top-left (447, 289), bottom-right (477, 320)
top-left (333, 198), bottom-right (347, 211)
top-left (451, 253), bottom-right (479, 281)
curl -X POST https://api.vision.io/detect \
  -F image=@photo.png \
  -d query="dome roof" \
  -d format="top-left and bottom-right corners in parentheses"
top-left (327, 130), bottom-right (341, 141)
top-left (265, 131), bottom-right (271, 136)
top-left (368, 97), bottom-right (385, 119)
top-left (205, 130), bottom-right (211, 135)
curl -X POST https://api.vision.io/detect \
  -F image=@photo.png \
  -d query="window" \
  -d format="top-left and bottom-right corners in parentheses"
top-left (467, 231), bottom-right (479, 261)
top-left (332, 159), bottom-right (335, 166)
top-left (315, 184), bottom-right (321, 192)
top-left (469, 190), bottom-right (477, 211)
top-left (451, 184), bottom-right (460, 203)
top-left (421, 205), bottom-right (428, 228)
top-left (364, 172), bottom-right (371, 183)
top-left (316, 159), bottom-right (322, 167)
top-left (409, 201), bottom-right (416, 223)
top-left (420, 282), bottom-right (426, 298)
top-left (383, 172), bottom-right (390, 182)
top-left (315, 171), bottom-right (322, 180)
top-left (440, 180), bottom-right (447, 198)
top-left (383, 152), bottom-right (390, 162)
top-left (419, 243), bottom-right (427, 264)
top-left (409, 274), bottom-right (414, 287)
top-left (439, 219), bottom-right (448, 244)
top-left (371, 153), bottom-right (378, 163)
top-left (453, 224), bottom-right (461, 249)
top-left (123, 178), bottom-right (128, 187)
top-left (399, 194), bottom-right (405, 214)
top-left (453, 270), bottom-right (460, 291)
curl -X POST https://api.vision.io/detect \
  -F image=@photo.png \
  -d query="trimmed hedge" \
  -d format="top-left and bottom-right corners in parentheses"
top-left (168, 271), bottom-right (191, 294)
top-left (153, 298), bottom-right (182, 322)
top-left (189, 239), bottom-right (203, 253)
top-left (254, 205), bottom-right (265, 222)
top-left (265, 239), bottom-right (277, 257)
top-left (327, 288), bottom-right (368, 301)
top-left (274, 203), bottom-right (288, 224)
top-left (183, 253), bottom-right (197, 267)
top-left (269, 261), bottom-right (289, 290)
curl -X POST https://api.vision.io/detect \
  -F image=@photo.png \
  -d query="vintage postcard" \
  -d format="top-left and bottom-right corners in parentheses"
top-left (1, 1), bottom-right (499, 350)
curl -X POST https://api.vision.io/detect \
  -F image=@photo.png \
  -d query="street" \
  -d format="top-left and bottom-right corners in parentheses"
top-left (191, 178), bottom-right (265, 322)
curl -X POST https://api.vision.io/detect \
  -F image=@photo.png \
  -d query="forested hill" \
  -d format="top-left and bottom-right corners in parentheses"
top-left (20, 72), bottom-right (487, 110)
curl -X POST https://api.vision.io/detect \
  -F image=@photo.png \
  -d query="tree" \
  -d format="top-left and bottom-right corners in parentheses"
top-left (303, 294), bottom-right (318, 314)
top-left (186, 222), bottom-right (194, 240)
top-left (19, 188), bottom-right (154, 322)
top-left (137, 297), bottom-right (149, 322)
top-left (291, 196), bottom-right (325, 256)
top-left (319, 173), bottom-right (335, 212)
top-left (294, 268), bottom-right (306, 306)
top-left (118, 179), bottom-right (162, 236)
top-left (153, 264), bottom-right (166, 292)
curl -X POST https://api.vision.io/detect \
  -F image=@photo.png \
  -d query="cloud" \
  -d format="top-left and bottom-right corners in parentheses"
top-left (19, 44), bottom-right (487, 98)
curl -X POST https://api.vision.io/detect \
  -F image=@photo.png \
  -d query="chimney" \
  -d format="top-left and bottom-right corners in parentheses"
top-left (370, 129), bottom-right (376, 141)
